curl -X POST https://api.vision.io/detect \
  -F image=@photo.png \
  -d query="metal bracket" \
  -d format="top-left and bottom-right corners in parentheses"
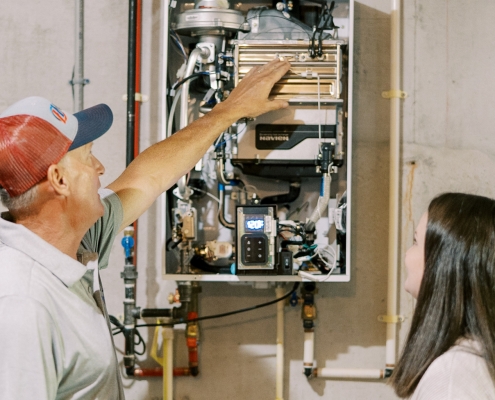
top-left (69, 78), bottom-right (90, 86)
top-left (381, 90), bottom-right (407, 99)
top-left (197, 43), bottom-right (215, 64)
top-left (377, 314), bottom-right (405, 323)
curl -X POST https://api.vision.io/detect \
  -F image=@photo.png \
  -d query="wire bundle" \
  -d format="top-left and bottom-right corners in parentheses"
top-left (308, 0), bottom-right (339, 58)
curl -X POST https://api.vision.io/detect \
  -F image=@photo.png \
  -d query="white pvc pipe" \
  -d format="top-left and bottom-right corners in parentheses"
top-left (386, 0), bottom-right (401, 369)
top-left (162, 327), bottom-right (174, 400)
top-left (303, 331), bottom-right (315, 370)
top-left (313, 0), bottom-right (401, 380)
top-left (316, 368), bottom-right (384, 379)
top-left (275, 286), bottom-right (285, 400)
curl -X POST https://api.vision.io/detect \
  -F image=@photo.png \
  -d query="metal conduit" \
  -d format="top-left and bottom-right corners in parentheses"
top-left (74, 0), bottom-right (84, 112)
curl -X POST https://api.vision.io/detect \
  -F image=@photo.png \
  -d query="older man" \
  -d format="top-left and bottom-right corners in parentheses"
top-left (0, 58), bottom-right (290, 399)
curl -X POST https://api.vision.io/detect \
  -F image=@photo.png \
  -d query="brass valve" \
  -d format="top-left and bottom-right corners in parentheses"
top-left (168, 289), bottom-right (181, 305)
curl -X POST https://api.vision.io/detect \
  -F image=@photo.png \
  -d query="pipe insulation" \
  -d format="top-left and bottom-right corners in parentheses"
top-left (275, 286), bottom-right (285, 400)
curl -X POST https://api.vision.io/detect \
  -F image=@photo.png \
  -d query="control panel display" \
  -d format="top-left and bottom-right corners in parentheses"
top-left (236, 206), bottom-right (276, 273)
top-left (245, 217), bottom-right (264, 231)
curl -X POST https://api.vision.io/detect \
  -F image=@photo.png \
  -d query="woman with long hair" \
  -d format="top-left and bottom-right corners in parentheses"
top-left (390, 192), bottom-right (495, 398)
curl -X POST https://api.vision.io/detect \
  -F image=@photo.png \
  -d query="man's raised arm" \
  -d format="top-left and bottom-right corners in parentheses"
top-left (107, 58), bottom-right (290, 231)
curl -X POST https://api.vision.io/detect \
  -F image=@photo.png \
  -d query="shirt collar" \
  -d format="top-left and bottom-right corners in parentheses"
top-left (0, 213), bottom-right (88, 287)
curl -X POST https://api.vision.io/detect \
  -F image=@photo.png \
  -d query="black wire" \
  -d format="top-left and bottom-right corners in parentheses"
top-left (310, 1), bottom-right (339, 57)
top-left (166, 237), bottom-right (182, 251)
top-left (310, 2), bottom-right (327, 57)
top-left (133, 330), bottom-right (146, 356)
top-left (110, 315), bottom-right (146, 355)
top-left (278, 224), bottom-right (307, 243)
top-left (135, 282), bottom-right (300, 328)
top-left (317, 9), bottom-right (333, 55)
top-left (170, 72), bottom-right (209, 94)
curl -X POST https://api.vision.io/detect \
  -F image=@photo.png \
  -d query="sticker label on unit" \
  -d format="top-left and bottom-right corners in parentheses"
top-left (255, 124), bottom-right (336, 150)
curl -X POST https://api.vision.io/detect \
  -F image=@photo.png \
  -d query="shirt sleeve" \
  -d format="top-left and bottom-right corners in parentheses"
top-left (79, 190), bottom-right (124, 270)
top-left (0, 296), bottom-right (59, 400)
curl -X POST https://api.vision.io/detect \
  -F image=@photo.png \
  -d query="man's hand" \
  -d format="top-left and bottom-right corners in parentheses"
top-left (215, 57), bottom-right (291, 120)
top-left (108, 58), bottom-right (291, 231)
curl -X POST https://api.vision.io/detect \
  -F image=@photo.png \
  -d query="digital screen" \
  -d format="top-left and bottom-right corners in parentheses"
top-left (245, 218), bottom-right (264, 231)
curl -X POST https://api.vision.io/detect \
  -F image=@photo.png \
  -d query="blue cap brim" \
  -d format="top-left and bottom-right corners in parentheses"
top-left (69, 104), bottom-right (113, 150)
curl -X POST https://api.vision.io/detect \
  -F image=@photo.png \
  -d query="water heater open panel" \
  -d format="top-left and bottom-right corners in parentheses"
top-left (161, 0), bottom-right (354, 282)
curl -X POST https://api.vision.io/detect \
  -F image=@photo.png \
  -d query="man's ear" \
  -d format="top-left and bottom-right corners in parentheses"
top-left (46, 163), bottom-right (70, 196)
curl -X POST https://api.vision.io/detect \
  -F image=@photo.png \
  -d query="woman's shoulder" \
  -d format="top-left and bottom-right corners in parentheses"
top-left (411, 339), bottom-right (495, 399)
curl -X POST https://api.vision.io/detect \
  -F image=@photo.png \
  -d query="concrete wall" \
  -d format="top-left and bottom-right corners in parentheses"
top-left (2, 0), bottom-right (493, 399)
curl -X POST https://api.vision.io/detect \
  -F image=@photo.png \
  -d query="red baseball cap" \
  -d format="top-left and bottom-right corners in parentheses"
top-left (0, 96), bottom-right (113, 197)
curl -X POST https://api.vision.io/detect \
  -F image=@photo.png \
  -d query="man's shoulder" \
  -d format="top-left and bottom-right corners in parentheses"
top-left (0, 242), bottom-right (37, 275)
top-left (0, 244), bottom-right (57, 299)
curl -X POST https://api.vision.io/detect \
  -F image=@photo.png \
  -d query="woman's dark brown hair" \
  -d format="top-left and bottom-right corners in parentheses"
top-left (390, 192), bottom-right (495, 397)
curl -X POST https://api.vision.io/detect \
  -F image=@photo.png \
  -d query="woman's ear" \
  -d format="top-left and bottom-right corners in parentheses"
top-left (46, 163), bottom-right (70, 196)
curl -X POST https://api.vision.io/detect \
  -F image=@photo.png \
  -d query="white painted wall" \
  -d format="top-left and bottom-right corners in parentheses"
top-left (2, 0), bottom-right (494, 399)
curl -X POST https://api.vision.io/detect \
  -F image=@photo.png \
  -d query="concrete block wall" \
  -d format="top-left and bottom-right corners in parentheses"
top-left (2, 0), bottom-right (493, 399)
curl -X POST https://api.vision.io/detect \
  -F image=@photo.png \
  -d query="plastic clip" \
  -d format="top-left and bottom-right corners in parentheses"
top-left (69, 78), bottom-right (90, 86)
top-left (377, 315), bottom-right (405, 323)
top-left (381, 90), bottom-right (407, 99)
top-left (122, 93), bottom-right (149, 102)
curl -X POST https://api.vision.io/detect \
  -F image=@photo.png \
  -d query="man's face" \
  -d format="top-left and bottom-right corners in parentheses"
top-left (61, 142), bottom-right (105, 226)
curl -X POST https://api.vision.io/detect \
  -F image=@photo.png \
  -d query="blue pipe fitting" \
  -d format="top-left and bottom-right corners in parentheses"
top-left (121, 236), bottom-right (135, 259)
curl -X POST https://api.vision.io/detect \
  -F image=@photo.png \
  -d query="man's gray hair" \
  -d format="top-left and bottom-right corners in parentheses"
top-left (0, 184), bottom-right (39, 212)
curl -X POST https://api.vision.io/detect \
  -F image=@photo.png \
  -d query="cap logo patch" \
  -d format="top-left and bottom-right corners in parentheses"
top-left (50, 104), bottom-right (67, 123)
